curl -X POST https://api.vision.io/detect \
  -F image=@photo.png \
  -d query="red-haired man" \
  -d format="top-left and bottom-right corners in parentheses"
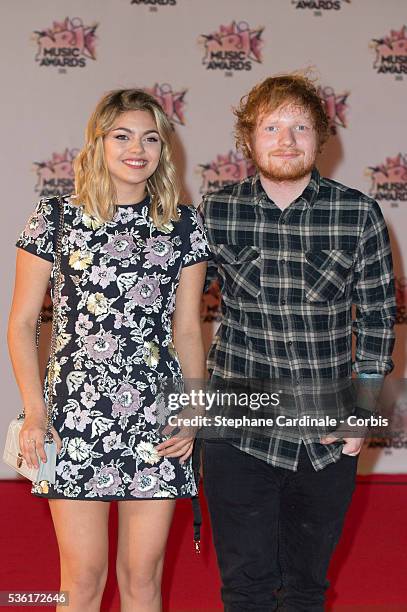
top-left (200, 74), bottom-right (395, 611)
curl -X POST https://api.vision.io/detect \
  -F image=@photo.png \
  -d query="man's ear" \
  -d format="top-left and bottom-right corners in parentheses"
top-left (244, 138), bottom-right (252, 158)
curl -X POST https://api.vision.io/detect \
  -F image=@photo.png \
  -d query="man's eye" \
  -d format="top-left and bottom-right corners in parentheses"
top-left (295, 125), bottom-right (307, 131)
top-left (266, 126), bottom-right (278, 132)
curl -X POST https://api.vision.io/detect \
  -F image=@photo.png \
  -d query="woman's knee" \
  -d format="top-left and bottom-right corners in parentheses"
top-left (116, 560), bottom-right (162, 598)
top-left (61, 563), bottom-right (108, 597)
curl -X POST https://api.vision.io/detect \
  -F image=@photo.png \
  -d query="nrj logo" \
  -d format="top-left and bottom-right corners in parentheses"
top-left (318, 86), bottom-right (349, 135)
top-left (200, 21), bottom-right (263, 73)
top-left (367, 154), bottom-right (407, 205)
top-left (292, 0), bottom-right (350, 11)
top-left (131, 0), bottom-right (176, 4)
top-left (144, 83), bottom-right (186, 125)
top-left (198, 151), bottom-right (255, 194)
top-left (201, 280), bottom-right (222, 324)
top-left (33, 17), bottom-right (97, 68)
top-left (395, 277), bottom-right (407, 325)
top-left (34, 149), bottom-right (79, 197)
top-left (371, 26), bottom-right (407, 76)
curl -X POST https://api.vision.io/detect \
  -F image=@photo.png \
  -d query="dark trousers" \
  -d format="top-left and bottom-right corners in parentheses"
top-left (203, 441), bottom-right (358, 612)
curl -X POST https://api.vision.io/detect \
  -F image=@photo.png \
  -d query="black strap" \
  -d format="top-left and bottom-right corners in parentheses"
top-left (191, 437), bottom-right (203, 554)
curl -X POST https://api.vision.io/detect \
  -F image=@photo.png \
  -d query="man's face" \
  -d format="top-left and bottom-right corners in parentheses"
top-left (249, 103), bottom-right (319, 182)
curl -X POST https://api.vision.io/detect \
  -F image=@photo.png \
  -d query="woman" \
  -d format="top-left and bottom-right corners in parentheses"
top-left (8, 89), bottom-right (209, 611)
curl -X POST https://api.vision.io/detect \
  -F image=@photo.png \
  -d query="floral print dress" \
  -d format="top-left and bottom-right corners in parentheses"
top-left (16, 194), bottom-right (210, 500)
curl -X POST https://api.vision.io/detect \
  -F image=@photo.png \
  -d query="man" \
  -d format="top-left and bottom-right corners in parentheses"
top-left (200, 74), bottom-right (395, 611)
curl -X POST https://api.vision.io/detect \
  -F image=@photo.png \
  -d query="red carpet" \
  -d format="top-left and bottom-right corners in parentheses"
top-left (1, 477), bottom-right (406, 611)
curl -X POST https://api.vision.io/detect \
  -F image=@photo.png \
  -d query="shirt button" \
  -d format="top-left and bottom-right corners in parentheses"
top-left (287, 341), bottom-right (293, 346)
top-left (280, 299), bottom-right (286, 305)
top-left (280, 219), bottom-right (286, 225)
top-left (281, 259), bottom-right (286, 264)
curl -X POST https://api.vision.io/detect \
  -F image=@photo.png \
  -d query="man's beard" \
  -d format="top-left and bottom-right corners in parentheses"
top-left (252, 149), bottom-right (315, 182)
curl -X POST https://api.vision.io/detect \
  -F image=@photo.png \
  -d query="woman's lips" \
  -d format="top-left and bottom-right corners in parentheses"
top-left (122, 159), bottom-right (148, 168)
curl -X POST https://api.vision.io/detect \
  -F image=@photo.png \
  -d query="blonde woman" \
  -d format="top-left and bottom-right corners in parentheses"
top-left (8, 89), bottom-right (209, 611)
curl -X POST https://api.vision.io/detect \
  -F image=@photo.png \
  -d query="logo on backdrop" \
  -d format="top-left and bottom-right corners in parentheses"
top-left (200, 21), bottom-right (263, 73)
top-left (144, 83), bottom-right (187, 125)
top-left (33, 18), bottom-right (98, 68)
top-left (201, 280), bottom-right (222, 323)
top-left (371, 26), bottom-right (407, 76)
top-left (292, 0), bottom-right (350, 11)
top-left (367, 154), bottom-right (407, 206)
top-left (131, 0), bottom-right (176, 5)
top-left (198, 151), bottom-right (255, 194)
top-left (318, 86), bottom-right (349, 135)
top-left (395, 277), bottom-right (407, 324)
top-left (34, 149), bottom-right (78, 197)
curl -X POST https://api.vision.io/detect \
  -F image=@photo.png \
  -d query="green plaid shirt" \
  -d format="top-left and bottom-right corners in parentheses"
top-left (200, 168), bottom-right (396, 470)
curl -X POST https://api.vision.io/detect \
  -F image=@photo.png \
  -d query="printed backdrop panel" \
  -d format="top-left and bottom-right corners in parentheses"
top-left (1, 0), bottom-right (406, 476)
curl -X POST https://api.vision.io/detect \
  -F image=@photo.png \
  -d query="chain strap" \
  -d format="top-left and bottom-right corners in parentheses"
top-left (22, 196), bottom-right (65, 442)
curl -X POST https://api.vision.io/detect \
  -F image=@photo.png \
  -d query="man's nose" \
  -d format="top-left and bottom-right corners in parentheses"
top-left (278, 127), bottom-right (295, 146)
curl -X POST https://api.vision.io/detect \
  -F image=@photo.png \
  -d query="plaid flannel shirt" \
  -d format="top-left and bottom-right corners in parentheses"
top-left (200, 168), bottom-right (396, 471)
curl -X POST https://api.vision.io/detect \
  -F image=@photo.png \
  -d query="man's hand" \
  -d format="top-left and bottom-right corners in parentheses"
top-left (320, 433), bottom-right (364, 456)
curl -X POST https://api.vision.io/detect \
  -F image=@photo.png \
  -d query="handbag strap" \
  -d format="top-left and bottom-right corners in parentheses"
top-left (28, 196), bottom-right (65, 441)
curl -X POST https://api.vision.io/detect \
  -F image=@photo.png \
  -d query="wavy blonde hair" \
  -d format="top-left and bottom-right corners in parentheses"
top-left (74, 89), bottom-right (180, 227)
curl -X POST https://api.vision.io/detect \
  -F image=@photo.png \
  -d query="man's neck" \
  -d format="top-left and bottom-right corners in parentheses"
top-left (259, 172), bottom-right (312, 210)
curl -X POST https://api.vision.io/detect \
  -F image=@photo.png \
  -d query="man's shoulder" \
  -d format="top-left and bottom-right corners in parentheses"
top-left (319, 175), bottom-right (378, 210)
top-left (202, 176), bottom-right (255, 203)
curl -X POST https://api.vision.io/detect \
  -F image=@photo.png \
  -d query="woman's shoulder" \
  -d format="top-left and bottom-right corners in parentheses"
top-left (175, 203), bottom-right (206, 243)
top-left (176, 203), bottom-right (202, 225)
top-left (37, 193), bottom-right (81, 213)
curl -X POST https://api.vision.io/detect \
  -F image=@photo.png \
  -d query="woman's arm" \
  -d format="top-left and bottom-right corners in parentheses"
top-left (7, 249), bottom-right (61, 468)
top-left (172, 261), bottom-right (207, 380)
top-left (156, 261), bottom-right (207, 462)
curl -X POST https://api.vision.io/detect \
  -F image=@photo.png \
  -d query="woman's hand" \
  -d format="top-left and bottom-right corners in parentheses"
top-left (19, 413), bottom-right (62, 469)
top-left (156, 435), bottom-right (195, 465)
top-left (156, 406), bottom-right (199, 464)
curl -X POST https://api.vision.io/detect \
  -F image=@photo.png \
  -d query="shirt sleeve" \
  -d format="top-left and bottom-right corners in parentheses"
top-left (15, 197), bottom-right (59, 263)
top-left (180, 204), bottom-right (211, 268)
top-left (352, 200), bottom-right (396, 376)
top-left (197, 197), bottom-right (218, 292)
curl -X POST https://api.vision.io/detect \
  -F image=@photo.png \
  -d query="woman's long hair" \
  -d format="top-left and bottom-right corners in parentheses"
top-left (74, 89), bottom-right (180, 227)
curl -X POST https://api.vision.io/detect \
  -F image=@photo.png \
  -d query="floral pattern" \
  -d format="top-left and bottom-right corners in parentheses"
top-left (16, 194), bottom-right (210, 500)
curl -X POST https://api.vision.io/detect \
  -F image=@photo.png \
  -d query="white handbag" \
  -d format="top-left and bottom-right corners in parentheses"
top-left (3, 417), bottom-right (40, 481)
top-left (2, 196), bottom-right (64, 493)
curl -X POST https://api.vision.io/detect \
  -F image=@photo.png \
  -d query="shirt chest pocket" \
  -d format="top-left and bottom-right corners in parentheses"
top-left (213, 244), bottom-right (261, 299)
top-left (304, 249), bottom-right (355, 303)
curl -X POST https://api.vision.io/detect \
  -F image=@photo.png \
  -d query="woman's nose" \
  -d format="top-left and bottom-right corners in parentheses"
top-left (128, 138), bottom-right (145, 154)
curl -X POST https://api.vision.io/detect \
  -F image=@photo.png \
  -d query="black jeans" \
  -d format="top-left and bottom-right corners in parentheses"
top-left (203, 441), bottom-right (358, 612)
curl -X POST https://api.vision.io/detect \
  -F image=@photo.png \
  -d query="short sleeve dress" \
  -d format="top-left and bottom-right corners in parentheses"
top-left (16, 194), bottom-right (210, 500)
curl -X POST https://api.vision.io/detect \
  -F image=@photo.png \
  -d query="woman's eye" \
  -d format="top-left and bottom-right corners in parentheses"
top-left (145, 136), bottom-right (160, 143)
top-left (115, 134), bottom-right (129, 140)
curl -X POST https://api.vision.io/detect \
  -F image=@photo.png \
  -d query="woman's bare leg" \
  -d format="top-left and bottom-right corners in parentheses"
top-left (48, 499), bottom-right (110, 612)
top-left (116, 500), bottom-right (176, 612)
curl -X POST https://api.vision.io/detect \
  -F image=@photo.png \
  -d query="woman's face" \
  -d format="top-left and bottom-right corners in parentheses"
top-left (103, 110), bottom-right (162, 203)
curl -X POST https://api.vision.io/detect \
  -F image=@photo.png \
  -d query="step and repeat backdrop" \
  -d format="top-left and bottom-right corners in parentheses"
top-left (1, 0), bottom-right (406, 475)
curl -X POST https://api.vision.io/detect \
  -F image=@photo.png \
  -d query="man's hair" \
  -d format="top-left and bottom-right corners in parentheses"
top-left (234, 73), bottom-right (330, 159)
